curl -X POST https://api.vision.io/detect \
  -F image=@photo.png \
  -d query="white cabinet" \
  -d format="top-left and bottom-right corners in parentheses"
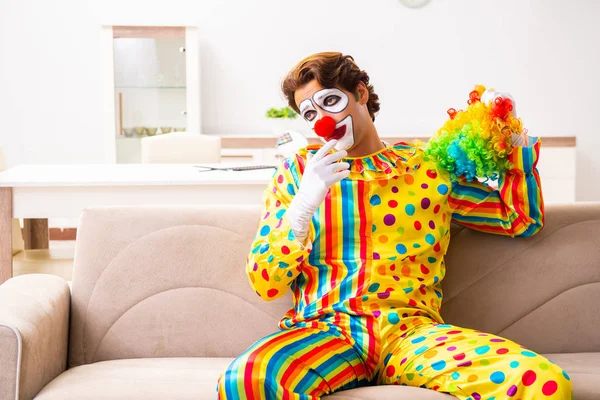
top-left (101, 26), bottom-right (201, 164)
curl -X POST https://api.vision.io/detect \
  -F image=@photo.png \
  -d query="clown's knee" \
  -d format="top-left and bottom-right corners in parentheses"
top-left (544, 362), bottom-right (573, 399)
top-left (509, 356), bottom-right (573, 399)
top-left (217, 353), bottom-right (315, 400)
top-left (216, 357), bottom-right (276, 400)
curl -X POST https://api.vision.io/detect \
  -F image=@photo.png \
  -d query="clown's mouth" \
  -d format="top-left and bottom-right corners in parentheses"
top-left (326, 125), bottom-right (347, 142)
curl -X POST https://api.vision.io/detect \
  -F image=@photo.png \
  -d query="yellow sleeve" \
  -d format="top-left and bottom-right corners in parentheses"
top-left (246, 155), bottom-right (316, 301)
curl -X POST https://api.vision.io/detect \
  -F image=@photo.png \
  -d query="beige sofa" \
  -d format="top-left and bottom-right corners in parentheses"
top-left (1, 203), bottom-right (599, 400)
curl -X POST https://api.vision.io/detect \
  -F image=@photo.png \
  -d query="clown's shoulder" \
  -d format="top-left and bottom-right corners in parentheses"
top-left (390, 140), bottom-right (453, 182)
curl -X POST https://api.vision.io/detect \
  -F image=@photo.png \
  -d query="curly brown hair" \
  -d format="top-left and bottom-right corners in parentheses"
top-left (281, 52), bottom-right (380, 121)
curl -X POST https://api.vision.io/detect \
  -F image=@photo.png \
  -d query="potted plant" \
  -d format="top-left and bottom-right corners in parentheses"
top-left (266, 106), bottom-right (298, 137)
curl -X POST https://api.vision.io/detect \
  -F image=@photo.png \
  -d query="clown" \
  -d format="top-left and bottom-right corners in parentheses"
top-left (217, 52), bottom-right (572, 400)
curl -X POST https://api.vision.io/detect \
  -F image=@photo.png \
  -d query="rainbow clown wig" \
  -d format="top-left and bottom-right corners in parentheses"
top-left (424, 85), bottom-right (524, 183)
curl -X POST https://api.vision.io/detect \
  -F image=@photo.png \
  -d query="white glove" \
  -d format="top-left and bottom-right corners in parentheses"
top-left (286, 139), bottom-right (350, 243)
top-left (481, 89), bottom-right (526, 146)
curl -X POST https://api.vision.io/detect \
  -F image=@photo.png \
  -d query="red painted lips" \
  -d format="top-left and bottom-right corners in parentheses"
top-left (326, 125), bottom-right (346, 141)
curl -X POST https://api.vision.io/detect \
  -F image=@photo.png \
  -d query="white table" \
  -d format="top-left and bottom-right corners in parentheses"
top-left (0, 164), bottom-right (275, 283)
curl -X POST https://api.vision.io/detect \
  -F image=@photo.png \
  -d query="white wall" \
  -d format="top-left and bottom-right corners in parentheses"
top-left (1, 0), bottom-right (599, 199)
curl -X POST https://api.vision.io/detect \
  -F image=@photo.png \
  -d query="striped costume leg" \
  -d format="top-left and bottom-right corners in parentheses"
top-left (375, 320), bottom-right (572, 400)
top-left (217, 323), bottom-right (371, 400)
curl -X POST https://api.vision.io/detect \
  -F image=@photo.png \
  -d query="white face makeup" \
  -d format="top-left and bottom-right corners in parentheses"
top-left (332, 115), bottom-right (355, 151)
top-left (298, 87), bottom-right (355, 151)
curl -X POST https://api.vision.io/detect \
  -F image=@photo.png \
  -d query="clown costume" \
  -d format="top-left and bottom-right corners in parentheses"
top-left (217, 52), bottom-right (572, 400)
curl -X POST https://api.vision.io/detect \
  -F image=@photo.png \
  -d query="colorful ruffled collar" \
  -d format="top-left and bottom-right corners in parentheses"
top-left (297, 141), bottom-right (421, 180)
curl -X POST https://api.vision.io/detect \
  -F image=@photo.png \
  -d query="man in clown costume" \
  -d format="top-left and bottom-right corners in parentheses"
top-left (217, 52), bottom-right (572, 400)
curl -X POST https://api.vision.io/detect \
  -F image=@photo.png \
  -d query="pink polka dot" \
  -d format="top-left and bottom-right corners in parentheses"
top-left (277, 175), bottom-right (284, 184)
top-left (522, 370), bottom-right (536, 386)
top-left (281, 246), bottom-right (290, 255)
top-left (542, 380), bottom-right (558, 396)
top-left (496, 348), bottom-right (509, 354)
top-left (447, 346), bottom-right (457, 351)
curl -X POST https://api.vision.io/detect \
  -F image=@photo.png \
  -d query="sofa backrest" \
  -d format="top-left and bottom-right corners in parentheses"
top-left (68, 203), bottom-right (600, 368)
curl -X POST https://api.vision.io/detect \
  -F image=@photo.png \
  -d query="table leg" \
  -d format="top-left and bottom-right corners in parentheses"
top-left (0, 187), bottom-right (12, 284)
top-left (23, 218), bottom-right (49, 250)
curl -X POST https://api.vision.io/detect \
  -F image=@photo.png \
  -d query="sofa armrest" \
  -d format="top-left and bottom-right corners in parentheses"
top-left (0, 274), bottom-right (70, 400)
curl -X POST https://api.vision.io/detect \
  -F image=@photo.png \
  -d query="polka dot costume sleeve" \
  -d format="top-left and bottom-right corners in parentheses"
top-left (448, 136), bottom-right (544, 237)
top-left (246, 156), bottom-right (316, 302)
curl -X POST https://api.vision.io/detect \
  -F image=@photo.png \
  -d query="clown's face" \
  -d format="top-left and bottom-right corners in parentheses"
top-left (294, 80), bottom-right (369, 152)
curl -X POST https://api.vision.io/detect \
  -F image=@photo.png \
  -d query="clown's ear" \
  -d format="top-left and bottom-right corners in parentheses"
top-left (356, 81), bottom-right (369, 105)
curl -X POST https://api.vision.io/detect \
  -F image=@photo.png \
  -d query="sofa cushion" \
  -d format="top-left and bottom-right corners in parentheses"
top-left (34, 354), bottom-right (600, 399)
top-left (35, 358), bottom-right (232, 400)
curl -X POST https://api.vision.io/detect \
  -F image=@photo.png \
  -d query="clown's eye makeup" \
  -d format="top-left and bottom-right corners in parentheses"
top-left (304, 110), bottom-right (317, 121)
top-left (324, 95), bottom-right (341, 107)
top-left (299, 98), bottom-right (318, 124)
top-left (313, 88), bottom-right (348, 114)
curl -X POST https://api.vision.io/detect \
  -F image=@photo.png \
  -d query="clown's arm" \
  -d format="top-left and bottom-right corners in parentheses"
top-left (448, 136), bottom-right (544, 237)
top-left (245, 156), bottom-right (316, 301)
top-left (246, 140), bottom-right (349, 301)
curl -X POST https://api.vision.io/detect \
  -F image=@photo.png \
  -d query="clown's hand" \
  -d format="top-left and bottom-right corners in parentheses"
top-left (286, 139), bottom-right (350, 243)
top-left (481, 89), bottom-right (527, 147)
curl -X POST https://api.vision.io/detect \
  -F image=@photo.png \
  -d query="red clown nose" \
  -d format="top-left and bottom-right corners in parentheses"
top-left (314, 116), bottom-right (336, 138)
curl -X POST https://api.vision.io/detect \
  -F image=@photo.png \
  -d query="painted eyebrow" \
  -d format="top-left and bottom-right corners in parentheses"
top-left (313, 88), bottom-right (341, 102)
top-left (299, 99), bottom-right (314, 114)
